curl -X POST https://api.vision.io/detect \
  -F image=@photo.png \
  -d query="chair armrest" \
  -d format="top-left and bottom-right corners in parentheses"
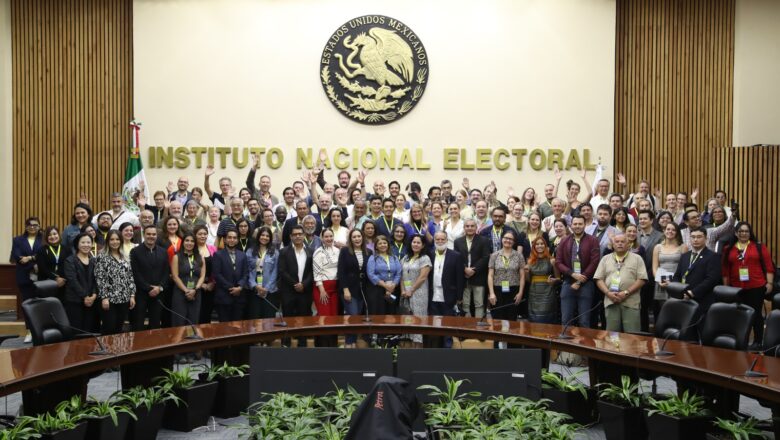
top-left (0, 334), bottom-right (18, 345)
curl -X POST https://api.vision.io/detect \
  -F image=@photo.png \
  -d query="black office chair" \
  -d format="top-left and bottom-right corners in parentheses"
top-left (20, 297), bottom-right (74, 346)
top-left (773, 293), bottom-right (780, 311)
top-left (763, 309), bottom-right (780, 355)
top-left (653, 297), bottom-right (700, 342)
top-left (699, 286), bottom-right (754, 351)
top-left (665, 282), bottom-right (688, 300)
top-left (33, 279), bottom-right (60, 298)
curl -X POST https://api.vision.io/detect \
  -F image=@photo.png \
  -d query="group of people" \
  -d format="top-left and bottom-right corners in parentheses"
top-left (10, 158), bottom-right (776, 349)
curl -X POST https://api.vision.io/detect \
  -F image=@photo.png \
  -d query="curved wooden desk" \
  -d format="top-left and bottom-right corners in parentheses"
top-left (1, 315), bottom-right (779, 403)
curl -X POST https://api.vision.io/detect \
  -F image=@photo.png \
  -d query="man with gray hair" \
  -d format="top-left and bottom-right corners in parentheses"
top-left (453, 218), bottom-right (491, 318)
top-left (594, 233), bottom-right (648, 332)
top-left (96, 192), bottom-right (139, 230)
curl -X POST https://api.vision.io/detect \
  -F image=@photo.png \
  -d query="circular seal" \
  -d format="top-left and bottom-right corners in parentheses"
top-left (320, 15), bottom-right (429, 125)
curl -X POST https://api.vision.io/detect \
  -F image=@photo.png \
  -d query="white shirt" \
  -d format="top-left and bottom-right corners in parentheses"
top-left (97, 209), bottom-right (140, 230)
top-left (294, 245), bottom-right (307, 282)
top-left (590, 194), bottom-right (610, 210)
top-left (432, 250), bottom-right (446, 302)
top-left (443, 218), bottom-right (464, 250)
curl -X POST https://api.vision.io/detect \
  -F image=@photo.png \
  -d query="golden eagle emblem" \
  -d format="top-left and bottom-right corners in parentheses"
top-left (320, 16), bottom-right (429, 124)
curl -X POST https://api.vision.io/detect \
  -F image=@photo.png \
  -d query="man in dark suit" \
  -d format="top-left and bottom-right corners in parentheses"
top-left (428, 231), bottom-right (465, 348)
top-left (212, 229), bottom-right (249, 322)
top-left (282, 200), bottom-right (322, 247)
top-left (278, 225), bottom-right (314, 347)
top-left (479, 206), bottom-right (531, 259)
top-left (130, 225), bottom-right (170, 330)
top-left (453, 219), bottom-right (491, 318)
top-left (673, 227), bottom-right (722, 326)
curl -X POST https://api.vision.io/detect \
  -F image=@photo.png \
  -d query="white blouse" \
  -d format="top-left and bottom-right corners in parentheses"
top-left (313, 245), bottom-right (339, 285)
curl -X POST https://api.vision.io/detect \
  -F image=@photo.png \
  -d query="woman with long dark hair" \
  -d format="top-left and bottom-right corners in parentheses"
top-left (118, 222), bottom-right (137, 255)
top-left (170, 233), bottom-right (206, 329)
top-left (235, 218), bottom-right (253, 253)
top-left (610, 207), bottom-right (631, 232)
top-left (194, 224), bottom-right (218, 324)
top-left (390, 224), bottom-right (409, 260)
top-left (326, 207), bottom-right (348, 248)
top-left (487, 230), bottom-right (526, 347)
top-left (247, 226), bottom-right (279, 319)
top-left (95, 230), bottom-right (136, 335)
top-left (361, 220), bottom-right (377, 252)
top-left (722, 221), bottom-right (775, 345)
top-left (35, 226), bottom-right (69, 297)
top-left (63, 203), bottom-right (93, 250)
top-left (337, 229), bottom-right (372, 348)
top-left (366, 235), bottom-right (402, 320)
top-left (652, 222), bottom-right (687, 319)
top-left (12, 217), bottom-right (43, 342)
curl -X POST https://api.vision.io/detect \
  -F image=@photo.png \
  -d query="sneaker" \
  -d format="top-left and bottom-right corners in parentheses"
top-left (23, 333), bottom-right (32, 344)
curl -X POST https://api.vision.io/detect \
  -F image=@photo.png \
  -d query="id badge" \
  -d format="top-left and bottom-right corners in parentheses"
top-left (256, 275), bottom-right (264, 285)
top-left (609, 275), bottom-right (620, 292)
top-left (739, 267), bottom-right (749, 282)
top-left (573, 260), bottom-right (582, 274)
top-left (186, 281), bottom-right (195, 289)
top-left (404, 280), bottom-right (412, 289)
top-left (501, 281), bottom-right (510, 293)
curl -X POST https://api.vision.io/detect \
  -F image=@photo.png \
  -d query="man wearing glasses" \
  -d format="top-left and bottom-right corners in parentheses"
top-left (681, 207), bottom-right (736, 251)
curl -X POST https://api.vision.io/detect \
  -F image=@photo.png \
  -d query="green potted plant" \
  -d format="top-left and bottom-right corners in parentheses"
top-left (645, 390), bottom-right (712, 440)
top-left (541, 369), bottom-right (595, 424)
top-left (154, 366), bottom-right (217, 432)
top-left (198, 362), bottom-right (250, 418)
top-left (115, 385), bottom-right (180, 440)
top-left (20, 411), bottom-right (87, 440)
top-left (81, 395), bottom-right (136, 440)
top-left (0, 417), bottom-right (42, 440)
top-left (418, 376), bottom-right (482, 439)
top-left (707, 416), bottom-right (766, 440)
top-left (596, 375), bottom-right (647, 440)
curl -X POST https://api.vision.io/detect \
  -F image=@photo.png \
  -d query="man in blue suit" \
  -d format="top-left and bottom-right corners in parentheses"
top-left (213, 229), bottom-right (248, 322)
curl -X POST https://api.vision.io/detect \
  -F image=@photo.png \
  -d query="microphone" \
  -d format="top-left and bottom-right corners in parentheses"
top-left (743, 343), bottom-right (780, 378)
top-left (655, 314), bottom-right (705, 357)
top-left (359, 286), bottom-right (372, 323)
top-left (50, 313), bottom-right (110, 356)
top-left (555, 301), bottom-right (602, 340)
top-left (259, 294), bottom-right (288, 327)
top-left (155, 297), bottom-right (202, 340)
top-left (476, 300), bottom-right (524, 328)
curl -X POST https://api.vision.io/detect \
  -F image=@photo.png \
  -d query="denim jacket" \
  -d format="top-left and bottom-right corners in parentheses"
top-left (246, 249), bottom-right (279, 293)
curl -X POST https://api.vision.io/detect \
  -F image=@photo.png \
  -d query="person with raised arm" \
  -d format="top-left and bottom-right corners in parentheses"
top-left (564, 169), bottom-right (592, 215)
top-left (246, 153), bottom-right (279, 207)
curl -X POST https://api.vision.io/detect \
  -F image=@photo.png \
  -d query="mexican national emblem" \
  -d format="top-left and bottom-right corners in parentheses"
top-left (320, 15), bottom-right (429, 125)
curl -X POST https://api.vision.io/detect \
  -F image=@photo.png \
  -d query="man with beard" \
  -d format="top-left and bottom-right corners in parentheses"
top-left (427, 231), bottom-right (465, 348)
top-left (278, 225), bottom-right (314, 347)
top-left (301, 215), bottom-right (322, 252)
top-left (212, 229), bottom-right (248, 322)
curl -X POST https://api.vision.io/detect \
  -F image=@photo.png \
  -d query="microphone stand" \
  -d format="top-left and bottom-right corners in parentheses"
top-left (359, 286), bottom-right (372, 323)
top-left (655, 314), bottom-right (705, 356)
top-left (260, 294), bottom-right (288, 327)
top-left (555, 302), bottom-right (602, 340)
top-left (744, 343), bottom-right (780, 378)
top-left (50, 313), bottom-right (110, 356)
top-left (476, 301), bottom-right (523, 328)
top-left (156, 298), bottom-right (202, 340)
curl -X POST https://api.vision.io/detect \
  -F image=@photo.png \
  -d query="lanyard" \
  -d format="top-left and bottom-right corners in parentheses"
top-left (239, 238), bottom-right (248, 252)
top-left (90, 243), bottom-right (97, 258)
top-left (412, 222), bottom-right (423, 234)
top-left (573, 237), bottom-right (581, 259)
top-left (187, 254), bottom-right (195, 279)
top-left (736, 241), bottom-right (749, 263)
top-left (383, 217), bottom-right (393, 234)
top-left (49, 244), bottom-right (61, 265)
top-left (492, 227), bottom-right (502, 239)
top-left (394, 242), bottom-right (404, 255)
top-left (682, 251), bottom-right (701, 283)
top-left (614, 253), bottom-right (626, 274)
top-left (501, 254), bottom-right (510, 269)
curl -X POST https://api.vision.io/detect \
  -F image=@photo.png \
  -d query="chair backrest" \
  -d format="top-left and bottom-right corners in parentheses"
top-left (700, 303), bottom-right (754, 350)
top-left (764, 310), bottom-right (780, 356)
top-left (665, 282), bottom-right (689, 301)
top-left (773, 293), bottom-right (780, 311)
top-left (654, 298), bottom-right (699, 342)
top-left (713, 285), bottom-right (743, 304)
top-left (33, 279), bottom-right (60, 298)
top-left (21, 297), bottom-right (73, 346)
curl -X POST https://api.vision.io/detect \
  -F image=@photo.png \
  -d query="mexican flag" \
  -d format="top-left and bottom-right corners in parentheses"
top-left (122, 119), bottom-right (149, 214)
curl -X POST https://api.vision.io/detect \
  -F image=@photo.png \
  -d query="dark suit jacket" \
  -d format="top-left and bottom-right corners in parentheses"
top-left (281, 216), bottom-right (323, 247)
top-left (11, 234), bottom-right (43, 287)
top-left (673, 247), bottom-right (721, 312)
top-left (212, 249), bottom-right (249, 305)
top-left (479, 225), bottom-right (531, 259)
top-left (278, 245), bottom-right (314, 297)
top-left (130, 244), bottom-right (170, 296)
top-left (35, 244), bottom-right (70, 281)
top-left (337, 247), bottom-right (372, 298)
top-left (63, 254), bottom-right (96, 303)
top-left (453, 234), bottom-right (491, 286)
top-left (427, 249), bottom-right (465, 307)
top-left (375, 216), bottom-right (402, 239)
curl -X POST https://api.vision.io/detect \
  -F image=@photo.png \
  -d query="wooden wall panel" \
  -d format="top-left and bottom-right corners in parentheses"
top-left (11, 0), bottom-right (132, 234)
top-left (715, 146), bottom-right (780, 265)
top-left (615, 0), bottom-right (734, 203)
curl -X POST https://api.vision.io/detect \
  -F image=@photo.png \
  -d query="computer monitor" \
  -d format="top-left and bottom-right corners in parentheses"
top-left (249, 347), bottom-right (394, 403)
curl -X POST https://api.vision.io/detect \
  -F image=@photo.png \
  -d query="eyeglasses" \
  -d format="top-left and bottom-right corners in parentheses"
top-left (737, 230), bottom-right (750, 233)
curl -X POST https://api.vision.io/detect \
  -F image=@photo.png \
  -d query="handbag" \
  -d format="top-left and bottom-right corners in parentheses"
top-left (398, 297), bottom-right (412, 315)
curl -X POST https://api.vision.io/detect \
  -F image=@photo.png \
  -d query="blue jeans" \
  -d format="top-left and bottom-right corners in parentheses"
top-left (560, 280), bottom-right (595, 328)
top-left (342, 295), bottom-right (365, 344)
